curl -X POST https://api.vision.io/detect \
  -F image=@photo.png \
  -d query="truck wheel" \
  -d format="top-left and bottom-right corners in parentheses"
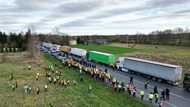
top-left (170, 81), bottom-right (179, 86)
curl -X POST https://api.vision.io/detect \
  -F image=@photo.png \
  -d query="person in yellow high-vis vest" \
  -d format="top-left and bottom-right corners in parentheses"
top-left (140, 90), bottom-right (145, 100)
top-left (149, 92), bottom-right (154, 103)
top-left (155, 93), bottom-right (159, 103)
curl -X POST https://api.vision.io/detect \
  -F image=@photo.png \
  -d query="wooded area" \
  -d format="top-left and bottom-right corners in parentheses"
top-left (0, 29), bottom-right (31, 52)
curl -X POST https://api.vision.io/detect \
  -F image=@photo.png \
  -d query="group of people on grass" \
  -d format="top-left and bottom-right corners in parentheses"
top-left (9, 64), bottom-right (76, 96)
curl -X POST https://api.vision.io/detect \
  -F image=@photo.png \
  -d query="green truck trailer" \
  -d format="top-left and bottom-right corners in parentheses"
top-left (88, 51), bottom-right (116, 65)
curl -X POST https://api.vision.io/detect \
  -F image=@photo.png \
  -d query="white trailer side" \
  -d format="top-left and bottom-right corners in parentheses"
top-left (122, 57), bottom-right (182, 84)
top-left (70, 48), bottom-right (87, 57)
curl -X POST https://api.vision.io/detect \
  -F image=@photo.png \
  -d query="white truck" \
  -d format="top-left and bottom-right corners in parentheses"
top-left (116, 57), bottom-right (183, 85)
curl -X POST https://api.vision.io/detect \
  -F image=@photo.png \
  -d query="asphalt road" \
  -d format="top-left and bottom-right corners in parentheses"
top-left (97, 65), bottom-right (190, 107)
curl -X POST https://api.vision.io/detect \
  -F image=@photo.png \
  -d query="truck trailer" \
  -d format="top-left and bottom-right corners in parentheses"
top-left (117, 57), bottom-right (182, 85)
top-left (60, 46), bottom-right (71, 53)
top-left (88, 51), bottom-right (116, 65)
top-left (70, 48), bottom-right (87, 57)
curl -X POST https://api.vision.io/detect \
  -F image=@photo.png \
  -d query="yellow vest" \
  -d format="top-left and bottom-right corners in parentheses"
top-left (113, 78), bottom-right (116, 82)
top-left (149, 94), bottom-right (154, 99)
top-left (140, 91), bottom-right (144, 96)
top-left (155, 93), bottom-right (159, 98)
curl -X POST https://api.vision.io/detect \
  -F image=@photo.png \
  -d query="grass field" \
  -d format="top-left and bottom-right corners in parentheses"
top-left (0, 53), bottom-right (149, 107)
top-left (110, 43), bottom-right (190, 57)
top-left (72, 44), bottom-right (140, 55)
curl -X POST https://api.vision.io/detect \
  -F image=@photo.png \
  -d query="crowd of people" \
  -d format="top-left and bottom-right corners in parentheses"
top-left (9, 64), bottom-right (77, 96)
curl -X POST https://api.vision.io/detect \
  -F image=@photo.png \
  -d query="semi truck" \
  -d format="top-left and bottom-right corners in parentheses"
top-left (88, 51), bottom-right (116, 65)
top-left (116, 57), bottom-right (183, 85)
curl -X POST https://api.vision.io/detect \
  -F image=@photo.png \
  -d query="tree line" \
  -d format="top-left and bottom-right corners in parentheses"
top-left (37, 32), bottom-right (190, 47)
top-left (0, 30), bottom-right (31, 52)
top-left (74, 28), bottom-right (190, 47)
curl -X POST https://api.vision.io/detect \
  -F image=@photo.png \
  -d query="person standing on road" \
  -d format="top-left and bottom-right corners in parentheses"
top-left (140, 90), bottom-right (145, 100)
top-left (148, 92), bottom-right (154, 103)
top-left (121, 82), bottom-right (125, 92)
top-left (159, 100), bottom-right (164, 107)
top-left (144, 80), bottom-right (149, 89)
top-left (118, 67), bottom-right (122, 72)
top-left (161, 89), bottom-right (166, 101)
top-left (154, 86), bottom-right (158, 94)
top-left (126, 83), bottom-right (131, 95)
top-left (155, 93), bottom-right (159, 103)
top-left (105, 68), bottom-right (108, 73)
top-left (130, 76), bottom-right (133, 84)
top-left (132, 87), bottom-right (137, 97)
top-left (165, 88), bottom-right (170, 101)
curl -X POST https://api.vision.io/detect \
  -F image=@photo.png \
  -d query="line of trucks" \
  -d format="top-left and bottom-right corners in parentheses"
top-left (41, 42), bottom-right (190, 91)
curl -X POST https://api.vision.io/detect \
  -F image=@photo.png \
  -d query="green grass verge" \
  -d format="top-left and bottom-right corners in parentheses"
top-left (0, 54), bottom-right (150, 107)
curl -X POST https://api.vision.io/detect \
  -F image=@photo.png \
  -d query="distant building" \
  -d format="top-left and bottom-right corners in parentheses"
top-left (69, 39), bottom-right (77, 45)
top-left (85, 39), bottom-right (109, 45)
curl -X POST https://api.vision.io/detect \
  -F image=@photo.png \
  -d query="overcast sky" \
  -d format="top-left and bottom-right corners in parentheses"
top-left (0, 0), bottom-right (190, 35)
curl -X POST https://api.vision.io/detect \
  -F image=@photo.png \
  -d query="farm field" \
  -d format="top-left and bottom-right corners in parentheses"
top-left (0, 53), bottom-right (149, 107)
